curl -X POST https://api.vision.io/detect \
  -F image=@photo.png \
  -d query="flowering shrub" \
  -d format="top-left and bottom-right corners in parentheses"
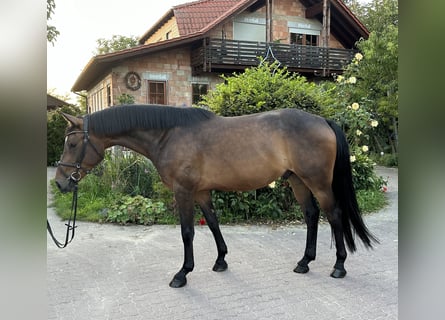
top-left (327, 53), bottom-right (386, 191)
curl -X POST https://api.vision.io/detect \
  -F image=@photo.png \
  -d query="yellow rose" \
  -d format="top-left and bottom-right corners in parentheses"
top-left (350, 155), bottom-right (356, 163)
top-left (356, 129), bottom-right (362, 136)
top-left (352, 102), bottom-right (360, 110)
top-left (371, 120), bottom-right (379, 127)
top-left (348, 76), bottom-right (357, 84)
top-left (268, 181), bottom-right (276, 188)
top-left (336, 75), bottom-right (344, 83)
top-left (362, 145), bottom-right (369, 152)
top-left (355, 53), bottom-right (363, 61)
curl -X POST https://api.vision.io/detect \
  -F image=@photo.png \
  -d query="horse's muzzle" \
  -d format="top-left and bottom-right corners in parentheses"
top-left (55, 179), bottom-right (76, 193)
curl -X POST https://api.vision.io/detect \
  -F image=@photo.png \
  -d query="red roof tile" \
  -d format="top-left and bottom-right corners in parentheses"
top-left (173, 0), bottom-right (242, 35)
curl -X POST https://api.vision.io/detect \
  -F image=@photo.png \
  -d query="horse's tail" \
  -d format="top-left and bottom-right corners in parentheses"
top-left (326, 119), bottom-right (379, 252)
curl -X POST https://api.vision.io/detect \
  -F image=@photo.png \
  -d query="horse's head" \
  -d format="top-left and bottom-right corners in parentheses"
top-left (55, 113), bottom-right (104, 193)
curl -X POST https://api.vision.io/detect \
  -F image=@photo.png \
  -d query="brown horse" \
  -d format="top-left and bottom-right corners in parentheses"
top-left (55, 104), bottom-right (378, 288)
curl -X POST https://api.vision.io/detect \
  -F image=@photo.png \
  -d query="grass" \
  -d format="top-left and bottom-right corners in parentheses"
top-left (356, 188), bottom-right (388, 213)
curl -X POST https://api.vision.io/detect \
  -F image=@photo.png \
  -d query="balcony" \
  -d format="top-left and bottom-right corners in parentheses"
top-left (191, 38), bottom-right (356, 76)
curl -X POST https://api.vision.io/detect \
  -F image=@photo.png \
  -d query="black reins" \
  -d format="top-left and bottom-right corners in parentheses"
top-left (46, 184), bottom-right (79, 248)
top-left (47, 116), bottom-right (102, 248)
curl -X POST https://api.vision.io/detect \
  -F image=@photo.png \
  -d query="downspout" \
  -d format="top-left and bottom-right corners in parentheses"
top-left (73, 91), bottom-right (89, 114)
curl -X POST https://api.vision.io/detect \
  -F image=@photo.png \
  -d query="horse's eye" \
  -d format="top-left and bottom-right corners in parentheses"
top-left (69, 142), bottom-right (76, 149)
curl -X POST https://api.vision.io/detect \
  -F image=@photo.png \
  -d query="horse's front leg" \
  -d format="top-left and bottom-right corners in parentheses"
top-left (169, 189), bottom-right (195, 288)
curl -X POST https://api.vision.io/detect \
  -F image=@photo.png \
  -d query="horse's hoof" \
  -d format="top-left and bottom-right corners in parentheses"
top-left (330, 268), bottom-right (347, 278)
top-left (212, 260), bottom-right (228, 272)
top-left (169, 275), bottom-right (187, 288)
top-left (293, 264), bottom-right (309, 274)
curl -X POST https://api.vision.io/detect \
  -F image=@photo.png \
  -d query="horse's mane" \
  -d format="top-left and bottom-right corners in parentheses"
top-left (88, 105), bottom-right (215, 135)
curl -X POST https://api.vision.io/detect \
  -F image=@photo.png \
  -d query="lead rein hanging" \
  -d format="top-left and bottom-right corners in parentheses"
top-left (47, 183), bottom-right (78, 248)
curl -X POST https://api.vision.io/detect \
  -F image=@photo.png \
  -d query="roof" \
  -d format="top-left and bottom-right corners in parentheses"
top-left (72, 0), bottom-right (368, 92)
top-left (47, 94), bottom-right (72, 110)
top-left (139, 0), bottom-right (243, 43)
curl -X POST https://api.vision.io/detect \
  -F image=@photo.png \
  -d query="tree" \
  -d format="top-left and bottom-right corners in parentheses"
top-left (343, 0), bottom-right (398, 34)
top-left (94, 35), bottom-right (139, 55)
top-left (342, 0), bottom-right (367, 22)
top-left (47, 0), bottom-right (59, 45)
top-left (358, 0), bottom-right (398, 34)
top-left (356, 27), bottom-right (398, 153)
top-left (341, 0), bottom-right (398, 154)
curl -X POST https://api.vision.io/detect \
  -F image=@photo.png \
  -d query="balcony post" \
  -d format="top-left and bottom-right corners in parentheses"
top-left (265, 0), bottom-right (273, 43)
top-left (322, 0), bottom-right (331, 76)
top-left (203, 38), bottom-right (208, 72)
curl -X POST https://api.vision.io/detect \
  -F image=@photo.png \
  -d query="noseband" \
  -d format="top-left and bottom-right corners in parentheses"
top-left (57, 115), bottom-right (103, 182)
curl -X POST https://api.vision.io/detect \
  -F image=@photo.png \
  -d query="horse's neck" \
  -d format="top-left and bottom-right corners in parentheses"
top-left (103, 129), bottom-right (168, 162)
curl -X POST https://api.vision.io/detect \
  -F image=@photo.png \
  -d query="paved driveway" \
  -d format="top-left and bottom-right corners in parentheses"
top-left (47, 166), bottom-right (397, 319)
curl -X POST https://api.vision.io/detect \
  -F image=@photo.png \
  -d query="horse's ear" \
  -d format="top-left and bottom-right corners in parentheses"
top-left (61, 112), bottom-right (83, 127)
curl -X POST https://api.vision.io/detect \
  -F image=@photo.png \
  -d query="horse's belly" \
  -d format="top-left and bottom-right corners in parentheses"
top-left (200, 162), bottom-right (284, 192)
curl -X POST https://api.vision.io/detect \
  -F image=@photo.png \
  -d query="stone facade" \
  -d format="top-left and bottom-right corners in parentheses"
top-left (88, 47), bottom-right (223, 110)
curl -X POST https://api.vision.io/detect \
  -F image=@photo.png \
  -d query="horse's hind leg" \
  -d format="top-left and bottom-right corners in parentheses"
top-left (288, 174), bottom-right (320, 274)
top-left (195, 191), bottom-right (228, 272)
top-left (312, 187), bottom-right (348, 278)
top-left (325, 204), bottom-right (348, 278)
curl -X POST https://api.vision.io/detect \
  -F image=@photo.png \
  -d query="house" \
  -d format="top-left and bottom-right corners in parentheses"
top-left (71, 0), bottom-right (368, 113)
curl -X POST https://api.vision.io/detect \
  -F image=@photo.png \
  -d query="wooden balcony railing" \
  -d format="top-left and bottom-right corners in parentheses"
top-left (192, 38), bottom-right (355, 76)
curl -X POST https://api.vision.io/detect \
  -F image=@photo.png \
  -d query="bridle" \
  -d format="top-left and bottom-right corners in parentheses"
top-left (56, 116), bottom-right (104, 182)
top-left (47, 115), bottom-right (103, 248)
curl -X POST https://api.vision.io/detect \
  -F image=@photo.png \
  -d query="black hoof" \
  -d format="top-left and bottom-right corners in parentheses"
top-left (212, 260), bottom-right (228, 272)
top-left (294, 264), bottom-right (309, 274)
top-left (330, 268), bottom-right (347, 278)
top-left (169, 275), bottom-right (187, 288)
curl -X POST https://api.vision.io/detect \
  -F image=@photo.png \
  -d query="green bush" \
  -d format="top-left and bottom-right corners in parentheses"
top-left (117, 93), bottom-right (135, 105)
top-left (212, 181), bottom-right (304, 224)
top-left (200, 59), bottom-right (328, 116)
top-left (52, 151), bottom-right (175, 223)
top-left (106, 195), bottom-right (172, 225)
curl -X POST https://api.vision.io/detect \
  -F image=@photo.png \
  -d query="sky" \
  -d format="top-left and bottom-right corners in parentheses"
top-left (47, 0), bottom-right (370, 103)
top-left (47, 0), bottom-right (186, 103)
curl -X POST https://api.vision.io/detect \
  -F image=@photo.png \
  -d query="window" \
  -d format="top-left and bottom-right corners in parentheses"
top-left (89, 88), bottom-right (104, 112)
top-left (148, 81), bottom-right (166, 105)
top-left (106, 85), bottom-right (112, 106)
top-left (192, 84), bottom-right (208, 104)
top-left (166, 31), bottom-right (171, 40)
top-left (290, 33), bottom-right (319, 46)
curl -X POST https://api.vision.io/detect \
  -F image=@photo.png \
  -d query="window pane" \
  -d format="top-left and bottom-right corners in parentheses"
top-left (192, 84), bottom-right (208, 104)
top-left (148, 81), bottom-right (166, 105)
